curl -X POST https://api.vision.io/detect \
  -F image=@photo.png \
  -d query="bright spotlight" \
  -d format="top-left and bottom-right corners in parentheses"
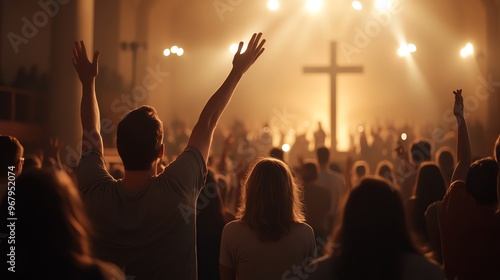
top-left (352, 1), bottom-right (363, 10)
top-left (282, 144), bottom-right (291, 152)
top-left (306, 0), bottom-right (323, 13)
top-left (229, 42), bottom-right (247, 54)
top-left (176, 48), bottom-right (184, 56)
top-left (460, 43), bottom-right (474, 58)
top-left (375, 0), bottom-right (391, 10)
top-left (401, 133), bottom-right (407, 141)
top-left (398, 43), bottom-right (416, 57)
top-left (267, 0), bottom-right (279, 11)
top-left (163, 48), bottom-right (171, 57)
top-left (170, 46), bottom-right (179, 54)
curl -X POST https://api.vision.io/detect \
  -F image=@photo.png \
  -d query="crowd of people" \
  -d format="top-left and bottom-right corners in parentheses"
top-left (1, 33), bottom-right (499, 280)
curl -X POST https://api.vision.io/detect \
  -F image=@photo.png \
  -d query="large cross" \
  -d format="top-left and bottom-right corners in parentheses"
top-left (303, 41), bottom-right (363, 153)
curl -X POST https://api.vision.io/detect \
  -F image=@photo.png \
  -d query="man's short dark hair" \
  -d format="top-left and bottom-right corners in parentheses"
top-left (269, 147), bottom-right (284, 161)
top-left (117, 106), bottom-right (163, 170)
top-left (0, 135), bottom-right (24, 173)
top-left (466, 157), bottom-right (499, 205)
top-left (316, 147), bottom-right (329, 165)
top-left (411, 140), bottom-right (432, 166)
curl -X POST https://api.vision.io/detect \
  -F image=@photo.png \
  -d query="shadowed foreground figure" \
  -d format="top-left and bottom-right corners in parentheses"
top-left (0, 169), bottom-right (124, 280)
top-left (308, 177), bottom-right (444, 280)
top-left (73, 33), bottom-right (265, 280)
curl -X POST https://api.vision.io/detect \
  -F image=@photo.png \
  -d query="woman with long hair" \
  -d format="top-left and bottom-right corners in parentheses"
top-left (308, 177), bottom-right (443, 280)
top-left (0, 168), bottom-right (124, 280)
top-left (219, 158), bottom-right (316, 280)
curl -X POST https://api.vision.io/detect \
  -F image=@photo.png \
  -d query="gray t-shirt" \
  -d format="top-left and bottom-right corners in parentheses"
top-left (220, 221), bottom-right (316, 280)
top-left (78, 147), bottom-right (206, 280)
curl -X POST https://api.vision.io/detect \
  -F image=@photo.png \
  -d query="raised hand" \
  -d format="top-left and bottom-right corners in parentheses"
top-left (232, 33), bottom-right (266, 75)
top-left (453, 89), bottom-right (464, 118)
top-left (72, 41), bottom-right (100, 84)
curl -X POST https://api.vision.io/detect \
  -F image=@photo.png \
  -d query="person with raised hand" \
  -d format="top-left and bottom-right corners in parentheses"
top-left (74, 33), bottom-right (265, 280)
top-left (439, 89), bottom-right (500, 280)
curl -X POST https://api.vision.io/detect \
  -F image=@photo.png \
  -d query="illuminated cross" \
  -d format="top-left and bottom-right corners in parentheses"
top-left (303, 41), bottom-right (363, 153)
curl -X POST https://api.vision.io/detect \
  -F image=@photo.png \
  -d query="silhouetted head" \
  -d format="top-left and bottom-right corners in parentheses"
top-left (300, 161), bottom-right (318, 183)
top-left (23, 154), bottom-right (42, 171)
top-left (410, 140), bottom-right (432, 166)
top-left (413, 163), bottom-right (446, 232)
top-left (333, 177), bottom-right (417, 279)
top-left (466, 157), bottom-right (498, 206)
top-left (316, 147), bottom-right (330, 167)
top-left (0, 135), bottom-right (24, 177)
top-left (14, 168), bottom-right (93, 271)
top-left (269, 147), bottom-right (284, 161)
top-left (352, 160), bottom-right (370, 178)
top-left (376, 160), bottom-right (395, 185)
top-left (238, 157), bottom-right (304, 241)
top-left (117, 106), bottom-right (164, 170)
top-left (436, 147), bottom-right (454, 185)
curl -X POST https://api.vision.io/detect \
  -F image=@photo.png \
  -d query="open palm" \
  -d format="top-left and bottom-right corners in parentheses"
top-left (72, 41), bottom-right (100, 84)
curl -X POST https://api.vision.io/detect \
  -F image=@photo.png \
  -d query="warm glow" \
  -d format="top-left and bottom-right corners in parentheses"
top-left (267, 0), bottom-right (279, 11)
top-left (170, 46), bottom-right (179, 54)
top-left (282, 143), bottom-right (291, 152)
top-left (306, 0), bottom-right (323, 13)
top-left (375, 0), bottom-right (391, 10)
top-left (398, 43), bottom-right (417, 57)
top-left (357, 125), bottom-right (364, 133)
top-left (176, 48), bottom-right (184, 56)
top-left (230, 43), bottom-right (247, 54)
top-left (401, 133), bottom-right (407, 141)
top-left (352, 1), bottom-right (363, 10)
top-left (163, 48), bottom-right (170, 57)
top-left (460, 43), bottom-right (474, 58)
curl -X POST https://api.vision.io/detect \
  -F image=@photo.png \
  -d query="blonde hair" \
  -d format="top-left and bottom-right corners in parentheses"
top-left (237, 157), bottom-right (305, 241)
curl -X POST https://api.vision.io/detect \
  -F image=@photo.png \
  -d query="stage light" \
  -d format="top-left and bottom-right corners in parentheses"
top-left (267, 0), bottom-right (279, 11)
top-left (397, 43), bottom-right (416, 57)
top-left (282, 143), bottom-right (291, 152)
top-left (401, 133), bottom-right (407, 141)
top-left (306, 0), bottom-right (323, 13)
top-left (460, 43), bottom-right (474, 58)
top-left (357, 125), bottom-right (364, 133)
top-left (176, 48), bottom-right (184, 56)
top-left (163, 48), bottom-right (171, 57)
top-left (352, 1), bottom-right (363, 10)
top-left (230, 43), bottom-right (247, 54)
top-left (170, 46), bottom-right (179, 54)
top-left (375, 0), bottom-right (390, 10)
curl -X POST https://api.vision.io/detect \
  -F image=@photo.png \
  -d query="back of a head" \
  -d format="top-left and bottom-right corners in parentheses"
top-left (300, 161), bottom-right (318, 183)
top-left (376, 160), bottom-right (394, 184)
top-left (414, 163), bottom-right (446, 205)
top-left (269, 147), bottom-right (284, 161)
top-left (334, 177), bottom-right (416, 279)
top-left (411, 140), bottom-right (432, 166)
top-left (0, 135), bottom-right (24, 176)
top-left (436, 147), bottom-right (454, 184)
top-left (13, 168), bottom-right (92, 274)
top-left (353, 161), bottom-right (370, 178)
top-left (238, 158), bottom-right (304, 241)
top-left (316, 147), bottom-right (330, 166)
top-left (466, 157), bottom-right (499, 205)
top-left (117, 106), bottom-right (163, 170)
